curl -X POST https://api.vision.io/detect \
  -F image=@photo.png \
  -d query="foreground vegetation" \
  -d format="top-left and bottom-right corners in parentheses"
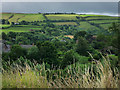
top-left (2, 56), bottom-right (120, 88)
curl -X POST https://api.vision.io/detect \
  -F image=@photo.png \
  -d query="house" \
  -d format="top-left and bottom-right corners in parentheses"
top-left (14, 23), bottom-right (19, 25)
top-left (2, 43), bottom-right (34, 52)
top-left (92, 35), bottom-right (97, 40)
top-left (60, 38), bottom-right (66, 42)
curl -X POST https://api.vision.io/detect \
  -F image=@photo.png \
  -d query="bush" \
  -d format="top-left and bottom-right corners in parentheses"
top-left (9, 45), bottom-right (27, 61)
top-left (108, 54), bottom-right (118, 67)
top-left (62, 50), bottom-right (81, 68)
top-left (37, 41), bottom-right (58, 66)
top-left (27, 46), bottom-right (40, 62)
top-left (76, 37), bottom-right (89, 56)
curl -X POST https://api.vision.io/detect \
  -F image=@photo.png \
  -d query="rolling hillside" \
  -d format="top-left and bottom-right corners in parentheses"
top-left (1, 13), bottom-right (119, 33)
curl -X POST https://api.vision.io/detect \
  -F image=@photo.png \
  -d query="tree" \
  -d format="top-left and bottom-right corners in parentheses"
top-left (27, 46), bottom-right (40, 62)
top-left (37, 41), bottom-right (58, 65)
top-left (2, 19), bottom-right (6, 24)
top-left (74, 31), bottom-right (87, 41)
top-left (16, 36), bottom-right (30, 44)
top-left (20, 20), bottom-right (29, 25)
top-left (11, 22), bottom-right (15, 25)
top-left (2, 32), bottom-right (7, 40)
top-left (76, 37), bottom-right (89, 56)
top-left (109, 22), bottom-right (119, 34)
top-left (9, 45), bottom-right (27, 60)
top-left (8, 32), bottom-right (17, 39)
top-left (62, 50), bottom-right (77, 68)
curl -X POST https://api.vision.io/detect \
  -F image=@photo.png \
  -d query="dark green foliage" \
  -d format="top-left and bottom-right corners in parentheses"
top-left (108, 55), bottom-right (118, 67)
top-left (76, 37), bottom-right (89, 56)
top-left (16, 36), bottom-right (30, 45)
top-left (11, 22), bottom-right (14, 25)
top-left (74, 31), bottom-right (87, 41)
top-left (19, 20), bottom-right (29, 25)
top-left (93, 41), bottom-right (105, 50)
top-left (92, 34), bottom-right (110, 50)
top-left (37, 41), bottom-right (58, 65)
top-left (2, 19), bottom-right (10, 24)
top-left (2, 52), bottom-right (10, 61)
top-left (9, 45), bottom-right (27, 60)
top-left (7, 32), bottom-right (17, 39)
top-left (62, 50), bottom-right (77, 68)
top-left (2, 32), bottom-right (7, 40)
top-left (109, 22), bottom-right (119, 33)
top-left (111, 37), bottom-right (118, 49)
top-left (27, 46), bottom-right (40, 62)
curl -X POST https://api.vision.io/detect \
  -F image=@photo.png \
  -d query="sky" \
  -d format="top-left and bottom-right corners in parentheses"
top-left (0, 0), bottom-right (120, 2)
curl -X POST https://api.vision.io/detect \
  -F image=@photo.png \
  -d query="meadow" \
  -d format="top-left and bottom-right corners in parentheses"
top-left (18, 14), bottom-right (45, 22)
top-left (2, 25), bottom-right (42, 33)
top-left (78, 21), bottom-right (100, 30)
top-left (46, 14), bottom-right (79, 20)
top-left (53, 22), bottom-right (77, 25)
top-left (8, 14), bottom-right (25, 23)
top-left (1, 13), bottom-right (13, 20)
top-left (89, 20), bottom-right (119, 24)
top-left (2, 13), bottom-right (46, 23)
top-left (86, 16), bottom-right (119, 20)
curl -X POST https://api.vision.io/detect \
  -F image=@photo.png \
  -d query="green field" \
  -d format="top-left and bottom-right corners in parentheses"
top-left (100, 24), bottom-right (112, 29)
top-left (79, 14), bottom-right (107, 17)
top-left (18, 14), bottom-right (45, 22)
top-left (46, 14), bottom-right (79, 20)
top-left (1, 13), bottom-right (119, 34)
top-left (89, 20), bottom-right (118, 24)
top-left (86, 16), bottom-right (118, 20)
top-left (78, 21), bottom-right (99, 30)
top-left (53, 22), bottom-right (77, 25)
top-left (0, 24), bottom-right (11, 28)
top-left (2, 13), bottom-right (46, 22)
top-left (2, 25), bottom-right (41, 33)
top-left (8, 14), bottom-right (25, 23)
top-left (1, 13), bottom-right (13, 20)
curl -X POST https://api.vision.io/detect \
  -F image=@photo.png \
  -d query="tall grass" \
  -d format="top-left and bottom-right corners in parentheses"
top-left (2, 56), bottom-right (120, 88)
top-left (0, 72), bottom-right (2, 89)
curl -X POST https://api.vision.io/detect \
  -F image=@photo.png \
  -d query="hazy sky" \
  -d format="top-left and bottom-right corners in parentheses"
top-left (1, 0), bottom-right (120, 2)
top-left (2, 2), bottom-right (118, 16)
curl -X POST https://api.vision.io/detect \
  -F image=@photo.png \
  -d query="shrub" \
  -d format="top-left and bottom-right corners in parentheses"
top-left (36, 41), bottom-right (58, 66)
top-left (27, 46), bottom-right (40, 62)
top-left (9, 45), bottom-right (27, 61)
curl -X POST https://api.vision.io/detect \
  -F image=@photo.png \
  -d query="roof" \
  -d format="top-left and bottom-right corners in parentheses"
top-left (2, 44), bottom-right (34, 52)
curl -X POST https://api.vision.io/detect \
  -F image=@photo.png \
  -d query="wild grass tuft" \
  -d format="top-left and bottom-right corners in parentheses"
top-left (2, 55), bottom-right (120, 88)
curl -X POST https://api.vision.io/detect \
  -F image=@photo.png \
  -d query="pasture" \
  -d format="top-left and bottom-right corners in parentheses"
top-left (18, 14), bottom-right (45, 22)
top-left (2, 25), bottom-right (41, 33)
top-left (46, 14), bottom-right (79, 20)
top-left (8, 14), bottom-right (25, 23)
top-left (0, 24), bottom-right (11, 28)
top-left (53, 22), bottom-right (77, 25)
top-left (79, 14), bottom-right (107, 17)
top-left (1, 13), bottom-right (13, 20)
top-left (99, 24), bottom-right (111, 29)
top-left (2, 13), bottom-right (46, 22)
top-left (86, 16), bottom-right (118, 20)
top-left (78, 21), bottom-right (100, 30)
top-left (89, 20), bottom-right (118, 24)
